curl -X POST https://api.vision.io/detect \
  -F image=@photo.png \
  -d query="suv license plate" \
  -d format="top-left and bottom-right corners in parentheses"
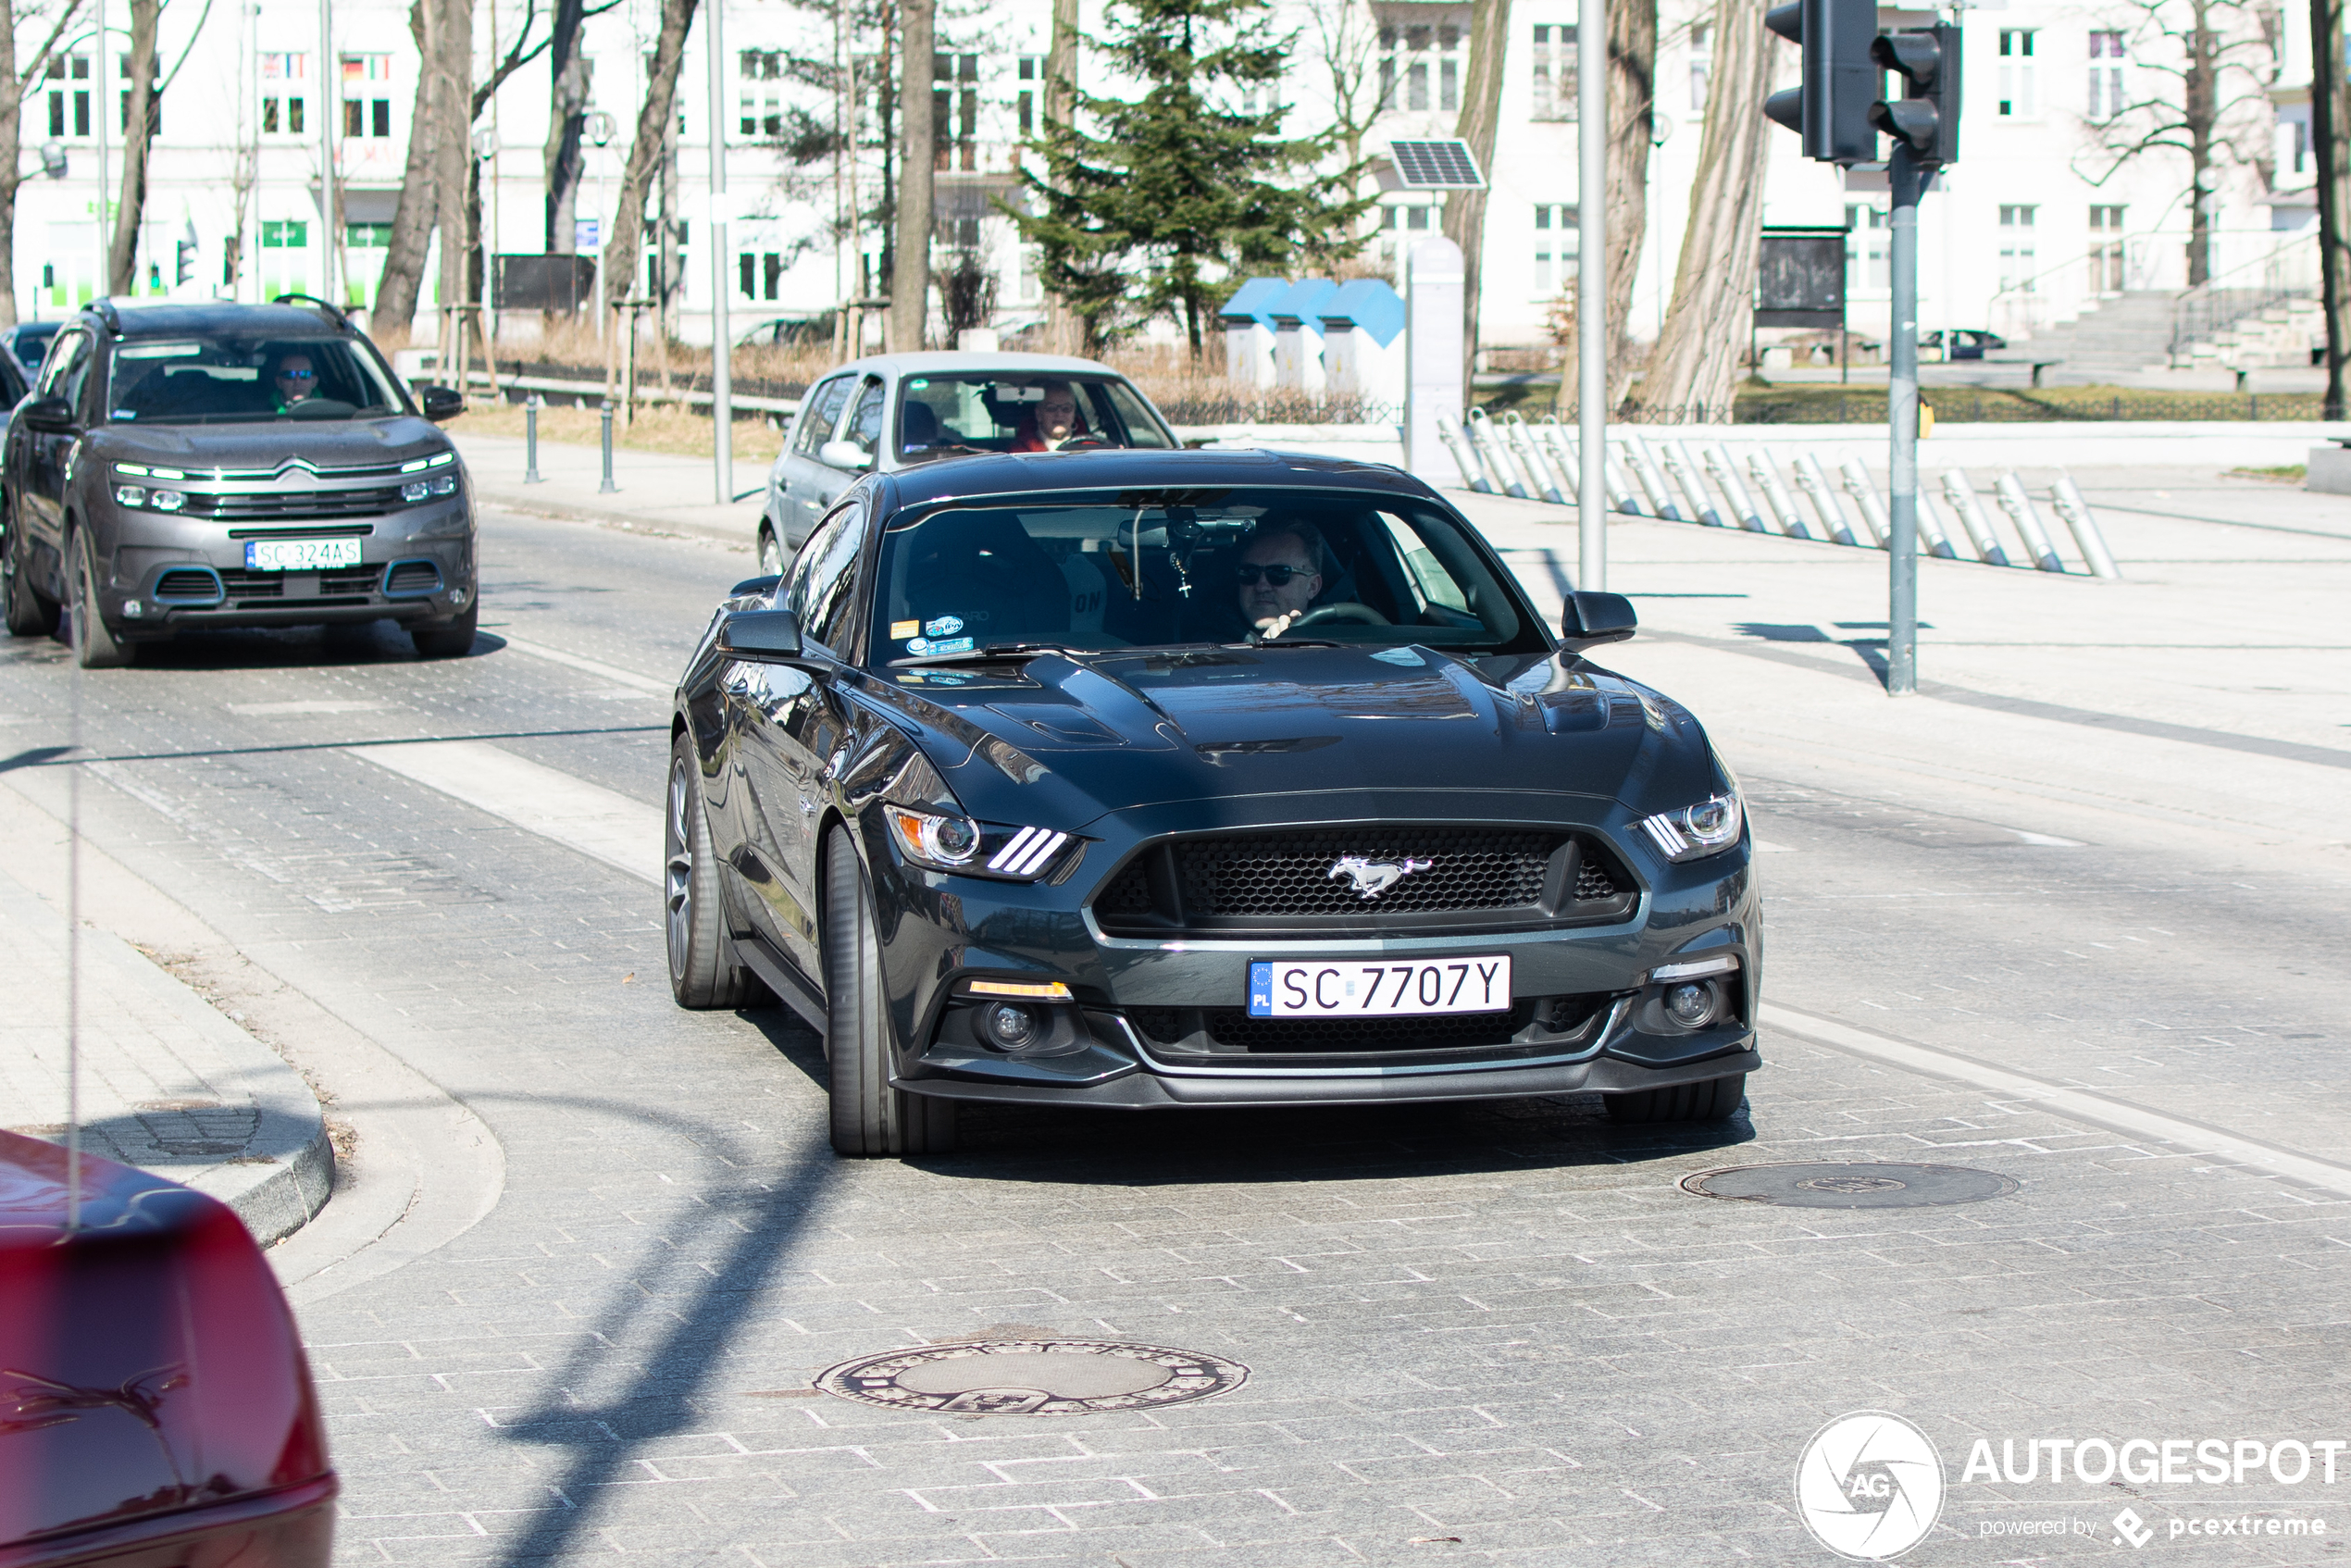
top-left (244, 538), bottom-right (362, 572)
top-left (1248, 957), bottom-right (1511, 1018)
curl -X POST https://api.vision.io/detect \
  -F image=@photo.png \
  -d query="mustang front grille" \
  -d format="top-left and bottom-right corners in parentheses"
top-left (1092, 827), bottom-right (1636, 936)
top-left (1123, 992), bottom-right (1619, 1061)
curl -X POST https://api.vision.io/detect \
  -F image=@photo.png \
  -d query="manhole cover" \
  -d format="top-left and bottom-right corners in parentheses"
top-left (1681, 1162), bottom-right (2020, 1209)
top-left (815, 1338), bottom-right (1249, 1417)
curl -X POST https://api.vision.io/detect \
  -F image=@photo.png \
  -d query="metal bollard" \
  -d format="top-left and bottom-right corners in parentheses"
top-left (1702, 445), bottom-right (1769, 532)
top-left (1622, 435), bottom-right (1682, 520)
top-left (1994, 472), bottom-right (2066, 571)
top-left (1791, 453), bottom-right (1861, 546)
top-left (1435, 417), bottom-right (1492, 493)
top-left (1502, 414), bottom-right (1566, 504)
top-left (1837, 456), bottom-right (1892, 548)
top-left (1913, 484), bottom-right (1959, 559)
top-left (1939, 471), bottom-right (2010, 566)
top-left (1604, 449), bottom-right (1646, 516)
top-left (598, 400), bottom-right (619, 494)
top-left (2048, 477), bottom-right (2122, 579)
top-left (1662, 441), bottom-right (1725, 526)
top-left (1746, 449), bottom-right (1812, 539)
top-left (524, 395), bottom-right (544, 484)
top-left (1465, 409), bottom-right (1527, 497)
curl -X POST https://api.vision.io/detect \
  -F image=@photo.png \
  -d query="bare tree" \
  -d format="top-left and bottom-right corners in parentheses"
top-left (0, 0), bottom-right (93, 329)
top-left (1310, 0), bottom-right (1381, 176)
top-left (1440, 0), bottom-right (1511, 389)
top-left (603, 0), bottom-right (700, 328)
top-left (2077, 0), bottom-right (2281, 286)
top-left (106, 0), bottom-right (159, 295)
top-left (1554, 0), bottom-right (1659, 412)
top-left (1039, 0), bottom-right (1079, 352)
top-left (543, 0), bottom-right (591, 253)
top-left (429, 0), bottom-right (472, 348)
top-left (373, 0), bottom-right (438, 335)
top-left (1629, 0), bottom-right (1772, 419)
top-left (890, 0), bottom-right (934, 350)
top-left (2318, 0), bottom-right (2351, 415)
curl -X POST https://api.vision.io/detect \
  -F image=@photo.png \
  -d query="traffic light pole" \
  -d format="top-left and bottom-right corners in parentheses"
top-left (1885, 143), bottom-right (1922, 696)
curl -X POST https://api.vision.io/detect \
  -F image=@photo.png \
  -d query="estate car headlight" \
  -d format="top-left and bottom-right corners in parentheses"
top-left (883, 803), bottom-right (1076, 880)
top-left (1636, 791), bottom-right (1744, 863)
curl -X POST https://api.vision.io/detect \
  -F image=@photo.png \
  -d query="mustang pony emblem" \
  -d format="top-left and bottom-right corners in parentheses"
top-left (1327, 855), bottom-right (1434, 900)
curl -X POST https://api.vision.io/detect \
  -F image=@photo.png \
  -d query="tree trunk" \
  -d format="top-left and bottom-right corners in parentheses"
top-left (891, 0), bottom-right (935, 351)
top-left (1628, 0), bottom-right (1772, 420)
top-left (1605, 0), bottom-right (1655, 406)
top-left (0, 0), bottom-right (90, 329)
top-left (373, 0), bottom-right (439, 337)
top-left (602, 0), bottom-right (698, 330)
top-left (1043, 0), bottom-right (1080, 353)
top-left (2318, 0), bottom-right (2351, 417)
top-left (1441, 0), bottom-right (1511, 391)
top-left (543, 0), bottom-right (591, 253)
top-left (431, 0), bottom-right (474, 348)
top-left (107, 0), bottom-right (160, 296)
top-left (2186, 8), bottom-right (2215, 286)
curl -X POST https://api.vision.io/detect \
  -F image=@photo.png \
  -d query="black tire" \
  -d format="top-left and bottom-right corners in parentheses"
top-left (410, 601), bottom-right (479, 658)
top-left (822, 826), bottom-right (956, 1157)
top-left (665, 735), bottom-right (756, 1009)
top-left (1604, 1073), bottom-right (1748, 1126)
top-left (4, 505), bottom-right (57, 637)
top-left (66, 529), bottom-right (131, 669)
top-left (757, 522), bottom-right (786, 578)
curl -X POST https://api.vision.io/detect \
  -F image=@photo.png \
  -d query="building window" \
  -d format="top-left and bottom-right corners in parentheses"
top-left (1018, 55), bottom-right (1039, 136)
top-left (1237, 70), bottom-right (1277, 118)
top-left (1997, 204), bottom-right (2037, 289)
top-left (935, 52), bottom-right (978, 171)
top-left (46, 53), bottom-right (90, 139)
top-left (118, 55), bottom-right (160, 135)
top-left (738, 251), bottom-right (785, 300)
top-left (1378, 19), bottom-right (1461, 115)
top-left (1531, 25), bottom-right (1574, 120)
top-left (1690, 22), bottom-right (1712, 111)
top-left (262, 52), bottom-right (306, 134)
top-left (1997, 31), bottom-right (2035, 117)
top-left (342, 54), bottom-right (392, 137)
top-left (1845, 205), bottom-right (1890, 291)
top-left (1533, 204), bottom-right (1578, 294)
top-left (2086, 31), bottom-right (2125, 120)
top-left (740, 49), bottom-right (782, 138)
top-left (2089, 204), bottom-right (2126, 291)
top-left (1387, 204), bottom-right (1434, 231)
top-left (346, 221), bottom-right (392, 248)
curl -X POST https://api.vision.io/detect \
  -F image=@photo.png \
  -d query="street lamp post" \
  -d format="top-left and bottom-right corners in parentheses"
top-left (706, 0), bottom-right (733, 505)
top-left (319, 0), bottom-right (336, 306)
top-left (1574, 0), bottom-right (1607, 591)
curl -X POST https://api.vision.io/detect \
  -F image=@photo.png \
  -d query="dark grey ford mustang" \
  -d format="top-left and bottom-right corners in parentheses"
top-left (668, 449), bottom-right (1759, 1156)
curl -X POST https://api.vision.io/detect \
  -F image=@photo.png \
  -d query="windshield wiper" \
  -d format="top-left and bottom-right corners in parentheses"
top-left (1233, 636), bottom-right (1341, 649)
top-left (889, 641), bottom-right (1076, 669)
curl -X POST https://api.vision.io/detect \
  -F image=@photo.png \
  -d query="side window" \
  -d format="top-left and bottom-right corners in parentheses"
top-left (842, 377), bottom-right (885, 459)
top-left (37, 330), bottom-right (90, 402)
top-left (787, 502), bottom-right (865, 653)
top-left (1101, 381), bottom-right (1175, 448)
top-left (794, 375), bottom-right (852, 456)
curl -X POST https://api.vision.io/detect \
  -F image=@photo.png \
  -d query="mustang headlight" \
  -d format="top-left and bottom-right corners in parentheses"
top-left (884, 803), bottom-right (1074, 880)
top-left (1636, 792), bottom-right (1744, 863)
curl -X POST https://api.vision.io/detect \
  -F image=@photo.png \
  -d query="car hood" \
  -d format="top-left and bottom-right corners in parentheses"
top-left (81, 416), bottom-right (452, 471)
top-left (860, 644), bottom-right (1722, 831)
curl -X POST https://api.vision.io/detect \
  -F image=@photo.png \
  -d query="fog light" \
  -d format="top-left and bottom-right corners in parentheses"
top-left (450, 587), bottom-right (471, 608)
top-left (1664, 981), bottom-right (1718, 1028)
top-left (123, 600), bottom-right (143, 618)
top-left (982, 1002), bottom-right (1039, 1051)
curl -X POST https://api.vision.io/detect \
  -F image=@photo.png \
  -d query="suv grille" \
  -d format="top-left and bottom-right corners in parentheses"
top-left (189, 488), bottom-right (403, 521)
top-left (1093, 828), bottom-right (1635, 936)
top-left (218, 566), bottom-right (382, 601)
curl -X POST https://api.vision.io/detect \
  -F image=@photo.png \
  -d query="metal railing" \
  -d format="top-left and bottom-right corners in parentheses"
top-left (2167, 230), bottom-right (2321, 363)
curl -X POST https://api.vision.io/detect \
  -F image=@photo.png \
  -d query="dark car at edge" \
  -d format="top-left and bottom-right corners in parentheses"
top-left (667, 448), bottom-right (1760, 1155)
top-left (2, 297), bottom-right (477, 667)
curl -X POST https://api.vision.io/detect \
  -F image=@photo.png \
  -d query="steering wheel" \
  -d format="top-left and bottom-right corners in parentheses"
top-left (1294, 602), bottom-right (1390, 628)
top-left (1056, 434), bottom-right (1120, 451)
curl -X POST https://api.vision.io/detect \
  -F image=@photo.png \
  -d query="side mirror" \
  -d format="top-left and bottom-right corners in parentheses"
top-left (20, 395), bottom-right (73, 433)
top-left (417, 384), bottom-right (465, 423)
top-left (727, 573), bottom-right (784, 600)
top-left (715, 607), bottom-right (802, 661)
top-left (817, 438), bottom-right (873, 471)
top-left (1561, 591), bottom-right (1637, 647)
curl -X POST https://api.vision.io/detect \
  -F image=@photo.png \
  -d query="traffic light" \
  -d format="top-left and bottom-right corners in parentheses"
top-left (1762, 0), bottom-right (1877, 165)
top-left (1870, 26), bottom-right (1961, 165)
top-left (174, 240), bottom-right (195, 286)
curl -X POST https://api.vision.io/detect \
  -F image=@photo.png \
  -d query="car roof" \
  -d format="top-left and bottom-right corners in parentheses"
top-left (818, 351), bottom-right (1134, 380)
top-left (877, 448), bottom-right (1445, 511)
top-left (80, 300), bottom-right (351, 339)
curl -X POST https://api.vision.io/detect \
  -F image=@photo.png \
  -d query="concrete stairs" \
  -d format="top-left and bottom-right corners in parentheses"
top-left (2172, 296), bottom-right (2322, 372)
top-left (2006, 291), bottom-right (2177, 378)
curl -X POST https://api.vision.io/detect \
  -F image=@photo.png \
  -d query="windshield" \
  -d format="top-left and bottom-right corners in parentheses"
top-left (870, 488), bottom-right (1541, 662)
top-left (894, 374), bottom-right (1176, 462)
top-left (105, 335), bottom-right (406, 424)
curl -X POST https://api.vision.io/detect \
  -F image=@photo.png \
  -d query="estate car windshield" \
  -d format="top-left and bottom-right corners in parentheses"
top-left (868, 488), bottom-right (1543, 662)
top-left (894, 374), bottom-right (1176, 462)
top-left (104, 336), bottom-right (406, 424)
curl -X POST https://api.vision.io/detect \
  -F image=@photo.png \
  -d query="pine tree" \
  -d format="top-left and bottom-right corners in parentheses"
top-left (1012, 0), bottom-right (1373, 357)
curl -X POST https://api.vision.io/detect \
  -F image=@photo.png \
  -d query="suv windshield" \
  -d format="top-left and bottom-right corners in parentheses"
top-left (871, 488), bottom-right (1541, 661)
top-left (105, 335), bottom-right (405, 424)
top-left (895, 374), bottom-right (1176, 462)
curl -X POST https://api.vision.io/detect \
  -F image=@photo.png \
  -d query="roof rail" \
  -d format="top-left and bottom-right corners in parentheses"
top-left (271, 292), bottom-right (353, 330)
top-left (89, 298), bottom-right (121, 332)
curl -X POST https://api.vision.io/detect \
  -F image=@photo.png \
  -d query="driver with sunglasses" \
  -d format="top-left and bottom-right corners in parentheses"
top-left (1235, 518), bottom-right (1326, 636)
top-left (271, 349), bottom-right (319, 410)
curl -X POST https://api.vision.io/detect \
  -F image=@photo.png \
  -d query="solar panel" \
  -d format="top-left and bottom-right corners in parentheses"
top-left (1386, 139), bottom-right (1486, 189)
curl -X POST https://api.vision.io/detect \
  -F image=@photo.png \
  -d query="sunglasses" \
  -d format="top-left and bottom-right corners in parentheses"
top-left (1236, 564), bottom-right (1310, 586)
top-left (278, 369), bottom-right (315, 380)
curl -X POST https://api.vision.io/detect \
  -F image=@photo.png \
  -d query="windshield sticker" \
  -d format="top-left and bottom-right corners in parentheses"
top-left (890, 619), bottom-right (920, 639)
top-left (924, 615), bottom-right (964, 637)
top-left (905, 635), bottom-right (976, 657)
top-left (1370, 647), bottom-right (1425, 666)
top-left (897, 669), bottom-right (975, 686)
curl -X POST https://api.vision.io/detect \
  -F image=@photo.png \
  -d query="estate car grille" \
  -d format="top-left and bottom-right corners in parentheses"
top-left (1092, 828), bottom-right (1636, 937)
top-left (188, 488), bottom-right (404, 521)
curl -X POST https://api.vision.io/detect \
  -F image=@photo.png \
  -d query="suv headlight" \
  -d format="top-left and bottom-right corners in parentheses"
top-left (883, 803), bottom-right (1075, 880)
top-left (402, 474), bottom-right (459, 503)
top-left (1636, 792), bottom-right (1744, 863)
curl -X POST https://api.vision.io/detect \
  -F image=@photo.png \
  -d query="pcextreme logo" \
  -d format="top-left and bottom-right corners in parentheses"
top-left (1795, 1411), bottom-right (1947, 1561)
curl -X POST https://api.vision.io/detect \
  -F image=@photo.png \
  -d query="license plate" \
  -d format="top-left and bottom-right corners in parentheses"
top-left (244, 537), bottom-right (362, 571)
top-left (1248, 956), bottom-right (1512, 1018)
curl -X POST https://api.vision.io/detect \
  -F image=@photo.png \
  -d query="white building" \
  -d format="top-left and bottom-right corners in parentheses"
top-left (7, 0), bottom-right (2310, 365)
